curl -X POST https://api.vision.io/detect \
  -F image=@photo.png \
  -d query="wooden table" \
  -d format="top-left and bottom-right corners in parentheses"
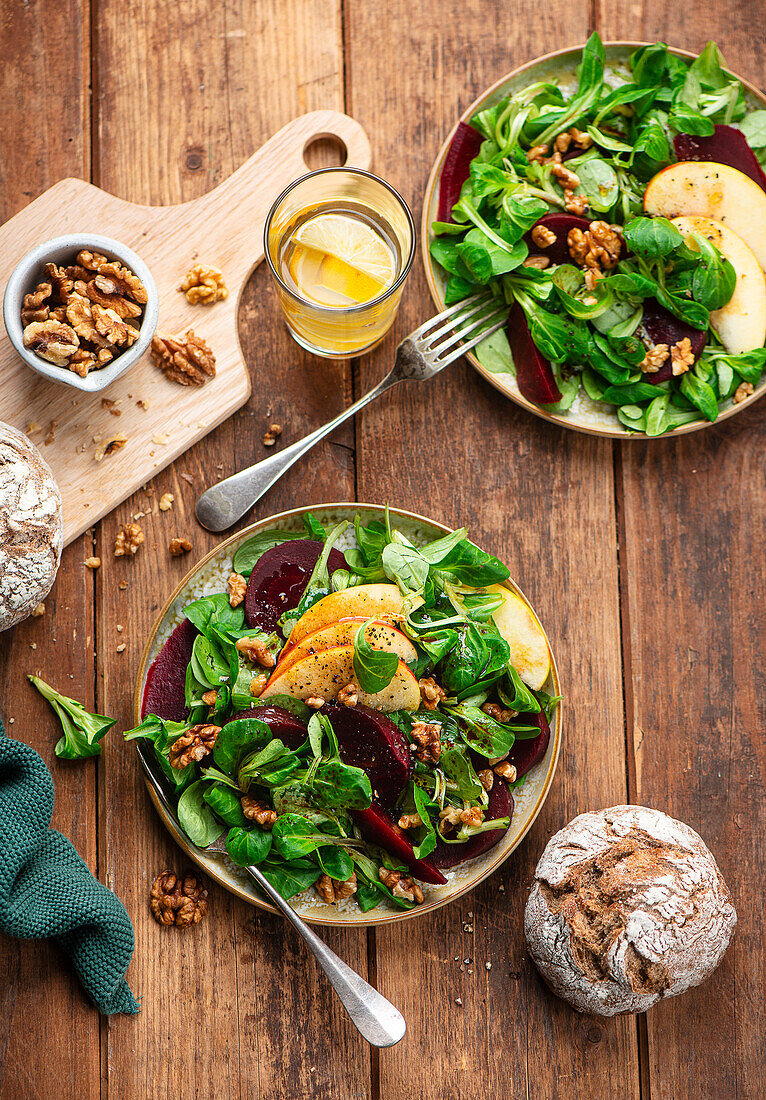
top-left (1, 3), bottom-right (762, 1098)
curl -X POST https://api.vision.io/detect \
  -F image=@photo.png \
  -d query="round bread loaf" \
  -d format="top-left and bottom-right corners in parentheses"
top-left (524, 805), bottom-right (736, 1016)
top-left (0, 422), bottom-right (63, 630)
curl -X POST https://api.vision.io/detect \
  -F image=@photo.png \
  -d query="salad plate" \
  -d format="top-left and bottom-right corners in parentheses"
top-left (422, 40), bottom-right (766, 438)
top-left (133, 503), bottom-right (561, 927)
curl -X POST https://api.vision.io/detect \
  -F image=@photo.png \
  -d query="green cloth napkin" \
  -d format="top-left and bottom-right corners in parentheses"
top-left (0, 718), bottom-right (139, 1015)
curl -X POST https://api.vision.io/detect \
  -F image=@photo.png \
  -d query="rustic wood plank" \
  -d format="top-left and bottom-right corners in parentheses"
top-left (0, 4), bottom-right (101, 1100)
top-left (345, 2), bottom-right (640, 1097)
top-left (598, 9), bottom-right (766, 1098)
top-left (93, 3), bottom-right (367, 1099)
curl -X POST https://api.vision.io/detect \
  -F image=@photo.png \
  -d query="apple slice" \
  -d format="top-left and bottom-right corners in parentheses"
top-left (486, 584), bottom-right (550, 690)
top-left (671, 215), bottom-right (766, 355)
top-left (271, 618), bottom-right (417, 681)
top-left (285, 583), bottom-right (407, 650)
top-left (643, 161), bottom-right (766, 271)
top-left (674, 125), bottom-right (766, 195)
top-left (261, 644), bottom-right (421, 711)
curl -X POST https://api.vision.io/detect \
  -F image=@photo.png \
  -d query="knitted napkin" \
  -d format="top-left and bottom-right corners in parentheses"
top-left (0, 718), bottom-right (139, 1015)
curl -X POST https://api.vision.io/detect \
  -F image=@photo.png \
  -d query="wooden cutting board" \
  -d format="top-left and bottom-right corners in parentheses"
top-left (0, 110), bottom-right (371, 545)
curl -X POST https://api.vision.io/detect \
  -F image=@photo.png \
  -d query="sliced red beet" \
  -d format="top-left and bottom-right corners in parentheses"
top-left (674, 125), bottom-right (766, 195)
top-left (523, 213), bottom-right (592, 266)
top-left (507, 706), bottom-right (551, 778)
top-left (507, 302), bottom-right (562, 404)
top-left (640, 300), bottom-right (708, 383)
top-left (320, 703), bottom-right (411, 807)
top-left (430, 777), bottom-right (513, 869)
top-left (141, 617), bottom-right (197, 721)
top-left (228, 705), bottom-right (308, 746)
top-left (437, 121), bottom-right (483, 222)
top-left (353, 803), bottom-right (447, 885)
top-left (244, 540), bottom-right (348, 633)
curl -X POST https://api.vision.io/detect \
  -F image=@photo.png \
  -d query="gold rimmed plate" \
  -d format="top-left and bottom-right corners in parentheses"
top-left (422, 41), bottom-right (766, 439)
top-left (134, 503), bottom-right (562, 927)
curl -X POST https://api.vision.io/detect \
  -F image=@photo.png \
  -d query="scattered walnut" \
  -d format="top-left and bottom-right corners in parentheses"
top-left (136, 398), bottom-right (150, 410)
top-left (84, 556), bottom-right (101, 570)
top-left (554, 132), bottom-right (572, 154)
top-left (439, 804), bottom-right (484, 833)
top-left (169, 723), bottom-right (220, 769)
top-left (169, 537), bottom-right (193, 556)
top-left (96, 260), bottom-right (148, 304)
top-left (263, 423), bottom-right (282, 447)
top-left (569, 126), bottom-right (593, 149)
top-left (25, 421), bottom-right (41, 435)
top-left (531, 225), bottom-right (557, 249)
top-left (397, 812), bottom-right (424, 830)
top-left (418, 676), bottom-right (446, 710)
top-left (149, 870), bottom-right (208, 927)
top-left (31, 602), bottom-right (45, 618)
top-left (378, 867), bottom-right (424, 903)
top-left (228, 572), bottom-right (247, 608)
top-left (23, 319), bottom-right (79, 367)
top-left (180, 264), bottom-right (228, 305)
top-left (306, 696), bottom-right (325, 709)
top-left (101, 397), bottom-right (121, 416)
top-left (77, 249), bottom-right (109, 272)
top-left (482, 702), bottom-right (517, 723)
top-left (568, 222), bottom-right (622, 273)
top-left (44, 420), bottom-right (57, 446)
top-left (670, 337), bottom-right (695, 376)
top-left (564, 189), bottom-right (589, 216)
top-left (583, 267), bottom-right (602, 292)
top-left (21, 282), bottom-right (52, 325)
top-left (494, 761), bottom-right (517, 782)
top-left (150, 330), bottom-right (216, 386)
top-left (235, 635), bottom-right (276, 668)
top-left (315, 871), bottom-right (357, 904)
top-left (734, 381), bottom-right (754, 403)
top-left (91, 303), bottom-right (139, 347)
top-left (240, 796), bottom-right (277, 829)
top-left (523, 255), bottom-right (551, 270)
top-left (158, 492), bottom-right (174, 511)
top-left (551, 161), bottom-right (580, 192)
top-left (249, 672), bottom-right (269, 696)
top-left (477, 768), bottom-right (494, 792)
top-left (337, 682), bottom-right (359, 707)
top-left (640, 344), bottom-right (670, 374)
top-left (201, 689), bottom-right (218, 707)
top-left (94, 433), bottom-right (128, 461)
top-left (85, 274), bottom-right (143, 319)
top-left (526, 144), bottom-right (549, 163)
top-left (114, 522), bottom-right (144, 556)
top-left (410, 720), bottom-right (442, 764)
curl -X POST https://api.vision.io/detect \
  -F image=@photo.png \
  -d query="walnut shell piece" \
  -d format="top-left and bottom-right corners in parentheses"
top-left (149, 869), bottom-right (209, 927)
top-left (23, 319), bottom-right (79, 367)
top-left (524, 805), bottom-right (737, 1017)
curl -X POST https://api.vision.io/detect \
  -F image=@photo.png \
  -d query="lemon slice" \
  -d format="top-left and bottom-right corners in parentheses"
top-left (294, 213), bottom-right (395, 286)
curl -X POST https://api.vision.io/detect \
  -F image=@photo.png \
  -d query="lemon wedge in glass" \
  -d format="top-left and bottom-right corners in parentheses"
top-left (288, 213), bottom-right (396, 307)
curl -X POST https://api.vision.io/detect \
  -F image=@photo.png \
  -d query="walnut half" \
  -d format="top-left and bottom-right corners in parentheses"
top-left (150, 870), bottom-right (208, 927)
top-left (23, 319), bottom-right (79, 367)
top-left (150, 330), bottom-right (216, 386)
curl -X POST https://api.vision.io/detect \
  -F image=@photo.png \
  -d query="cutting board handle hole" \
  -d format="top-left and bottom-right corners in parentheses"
top-left (303, 133), bottom-right (347, 171)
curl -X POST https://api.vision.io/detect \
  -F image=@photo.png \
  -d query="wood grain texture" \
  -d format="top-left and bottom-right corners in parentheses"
top-left (0, 5), bottom-right (101, 1100)
top-left (93, 2), bottom-right (368, 1099)
top-left (345, 2), bottom-right (638, 1096)
top-left (597, 6), bottom-right (766, 1097)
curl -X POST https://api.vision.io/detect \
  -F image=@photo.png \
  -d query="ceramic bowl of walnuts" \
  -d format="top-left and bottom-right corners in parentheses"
top-left (3, 232), bottom-right (159, 393)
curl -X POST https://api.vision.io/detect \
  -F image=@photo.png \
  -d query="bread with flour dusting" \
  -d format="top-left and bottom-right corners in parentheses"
top-left (524, 805), bottom-right (736, 1016)
top-left (0, 422), bottom-right (62, 630)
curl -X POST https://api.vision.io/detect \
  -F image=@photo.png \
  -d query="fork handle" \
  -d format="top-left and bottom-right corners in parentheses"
top-left (244, 863), bottom-right (406, 1048)
top-left (195, 368), bottom-right (401, 531)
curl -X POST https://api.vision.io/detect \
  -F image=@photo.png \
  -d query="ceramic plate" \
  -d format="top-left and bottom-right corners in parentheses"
top-left (135, 503), bottom-right (562, 926)
top-left (422, 42), bottom-right (766, 439)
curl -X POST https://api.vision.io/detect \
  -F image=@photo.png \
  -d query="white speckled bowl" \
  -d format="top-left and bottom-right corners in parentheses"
top-left (135, 503), bottom-right (562, 927)
top-left (3, 232), bottom-right (158, 393)
top-left (422, 41), bottom-right (766, 438)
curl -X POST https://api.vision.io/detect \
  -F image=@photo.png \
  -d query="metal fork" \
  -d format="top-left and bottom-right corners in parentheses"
top-left (135, 741), bottom-right (406, 1047)
top-left (196, 293), bottom-right (508, 531)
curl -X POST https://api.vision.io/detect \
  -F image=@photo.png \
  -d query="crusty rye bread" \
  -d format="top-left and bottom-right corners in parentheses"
top-left (0, 422), bottom-right (62, 630)
top-left (524, 805), bottom-right (736, 1016)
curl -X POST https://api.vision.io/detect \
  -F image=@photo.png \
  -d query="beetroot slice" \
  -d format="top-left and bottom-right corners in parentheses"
top-left (353, 804), bottom-right (447, 885)
top-left (524, 213), bottom-right (592, 266)
top-left (141, 617), bottom-right (197, 722)
top-left (507, 302), bottom-right (562, 404)
top-left (640, 300), bottom-right (707, 384)
top-left (437, 121), bottom-right (483, 222)
top-left (507, 706), bottom-right (551, 778)
top-left (321, 703), bottom-right (411, 807)
top-left (674, 125), bottom-right (766, 195)
top-left (430, 777), bottom-right (513, 869)
top-left (244, 540), bottom-right (348, 632)
top-left (228, 705), bottom-right (308, 746)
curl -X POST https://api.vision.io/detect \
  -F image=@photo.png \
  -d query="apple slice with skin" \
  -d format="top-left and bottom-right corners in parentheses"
top-left (671, 215), bottom-right (766, 355)
top-left (486, 584), bottom-right (550, 690)
top-left (261, 644), bottom-right (421, 711)
top-left (284, 583), bottom-right (407, 651)
top-left (270, 618), bottom-right (417, 682)
top-left (674, 125), bottom-right (766, 196)
top-left (643, 160), bottom-right (766, 271)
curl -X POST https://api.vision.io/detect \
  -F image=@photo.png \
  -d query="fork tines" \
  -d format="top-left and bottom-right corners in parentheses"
top-left (413, 293), bottom-right (509, 366)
